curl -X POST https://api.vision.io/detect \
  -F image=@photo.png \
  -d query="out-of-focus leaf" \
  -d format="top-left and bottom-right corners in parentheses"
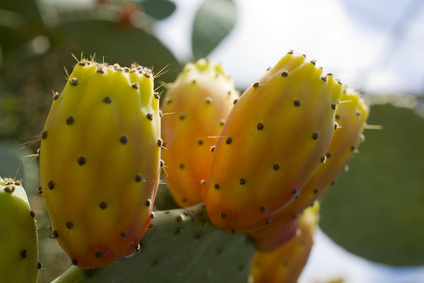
top-left (141, 0), bottom-right (176, 20)
top-left (320, 100), bottom-right (424, 266)
top-left (55, 19), bottom-right (181, 85)
top-left (0, 0), bottom-right (43, 26)
top-left (192, 0), bottom-right (236, 59)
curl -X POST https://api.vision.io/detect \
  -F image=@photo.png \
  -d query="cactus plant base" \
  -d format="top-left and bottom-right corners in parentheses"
top-left (52, 203), bottom-right (256, 283)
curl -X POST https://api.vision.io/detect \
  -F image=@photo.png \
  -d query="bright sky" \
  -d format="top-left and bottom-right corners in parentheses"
top-left (157, 0), bottom-right (424, 95)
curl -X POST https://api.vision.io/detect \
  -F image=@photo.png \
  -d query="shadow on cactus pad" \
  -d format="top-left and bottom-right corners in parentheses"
top-left (320, 98), bottom-right (424, 266)
top-left (52, 203), bottom-right (255, 283)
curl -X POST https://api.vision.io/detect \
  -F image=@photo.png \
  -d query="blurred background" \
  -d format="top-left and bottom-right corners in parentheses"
top-left (1, 0), bottom-right (423, 282)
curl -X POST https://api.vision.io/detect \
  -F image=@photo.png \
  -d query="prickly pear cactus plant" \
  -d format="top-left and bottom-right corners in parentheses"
top-left (203, 51), bottom-right (342, 233)
top-left (250, 202), bottom-right (319, 283)
top-left (248, 87), bottom-right (369, 251)
top-left (161, 58), bottom-right (239, 207)
top-left (38, 59), bottom-right (162, 269)
top-left (52, 203), bottom-right (256, 283)
top-left (0, 177), bottom-right (39, 283)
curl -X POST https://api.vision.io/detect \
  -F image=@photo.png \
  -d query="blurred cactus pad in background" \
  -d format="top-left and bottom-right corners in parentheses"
top-left (1, 0), bottom-right (424, 282)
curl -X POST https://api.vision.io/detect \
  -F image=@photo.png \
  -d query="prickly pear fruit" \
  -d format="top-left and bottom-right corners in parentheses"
top-left (39, 59), bottom-right (161, 269)
top-left (250, 202), bottom-right (319, 283)
top-left (161, 59), bottom-right (239, 207)
top-left (203, 51), bottom-right (342, 233)
top-left (0, 177), bottom-right (39, 283)
top-left (248, 87), bottom-right (369, 251)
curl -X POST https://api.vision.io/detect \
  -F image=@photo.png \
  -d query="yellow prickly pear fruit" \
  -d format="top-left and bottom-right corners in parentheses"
top-left (203, 52), bottom-right (341, 233)
top-left (250, 202), bottom-right (319, 283)
top-left (161, 59), bottom-right (239, 207)
top-left (0, 178), bottom-right (39, 282)
top-left (249, 87), bottom-right (369, 251)
top-left (39, 59), bottom-right (161, 268)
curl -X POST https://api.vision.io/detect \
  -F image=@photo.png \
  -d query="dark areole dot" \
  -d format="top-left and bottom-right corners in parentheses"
top-left (99, 201), bottom-right (108, 210)
top-left (226, 137), bottom-right (232, 144)
top-left (30, 210), bottom-right (35, 217)
top-left (72, 259), bottom-right (78, 265)
top-left (273, 164), bottom-right (280, 171)
top-left (120, 135), bottom-right (129, 145)
top-left (121, 231), bottom-right (127, 238)
top-left (20, 249), bottom-right (28, 258)
top-left (41, 130), bottom-right (48, 139)
top-left (95, 251), bottom-right (102, 258)
top-left (70, 78), bottom-right (79, 86)
top-left (257, 123), bottom-right (264, 130)
top-left (214, 183), bottom-right (220, 189)
top-left (103, 96), bottom-right (112, 104)
top-left (293, 100), bottom-right (301, 107)
top-left (312, 132), bottom-right (319, 140)
top-left (135, 174), bottom-right (143, 183)
top-left (48, 181), bottom-right (55, 190)
top-left (66, 116), bottom-right (75, 125)
top-left (77, 156), bottom-right (86, 166)
top-left (282, 70), bottom-right (289, 77)
top-left (66, 221), bottom-right (74, 229)
top-left (240, 178), bottom-right (246, 185)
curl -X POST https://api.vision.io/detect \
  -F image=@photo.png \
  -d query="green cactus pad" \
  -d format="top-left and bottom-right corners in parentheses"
top-left (52, 203), bottom-right (255, 283)
top-left (320, 98), bottom-right (424, 266)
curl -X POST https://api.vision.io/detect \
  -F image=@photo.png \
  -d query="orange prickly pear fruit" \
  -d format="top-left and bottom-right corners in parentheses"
top-left (161, 59), bottom-right (239, 207)
top-left (250, 202), bottom-right (319, 283)
top-left (203, 51), bottom-right (342, 233)
top-left (39, 59), bottom-right (161, 269)
top-left (248, 87), bottom-right (369, 251)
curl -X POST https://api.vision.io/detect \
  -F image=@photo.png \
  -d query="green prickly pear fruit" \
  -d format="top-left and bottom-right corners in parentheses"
top-left (39, 59), bottom-right (161, 269)
top-left (203, 51), bottom-right (342, 233)
top-left (250, 202), bottom-right (319, 283)
top-left (161, 59), bottom-right (239, 207)
top-left (248, 87), bottom-right (369, 251)
top-left (0, 177), bottom-right (39, 283)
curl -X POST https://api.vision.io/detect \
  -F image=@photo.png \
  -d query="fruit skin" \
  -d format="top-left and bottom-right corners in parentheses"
top-left (161, 59), bottom-right (239, 207)
top-left (203, 52), bottom-right (342, 233)
top-left (39, 59), bottom-right (161, 269)
top-left (0, 177), bottom-right (39, 283)
top-left (250, 202), bottom-right (319, 283)
top-left (248, 87), bottom-right (369, 251)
